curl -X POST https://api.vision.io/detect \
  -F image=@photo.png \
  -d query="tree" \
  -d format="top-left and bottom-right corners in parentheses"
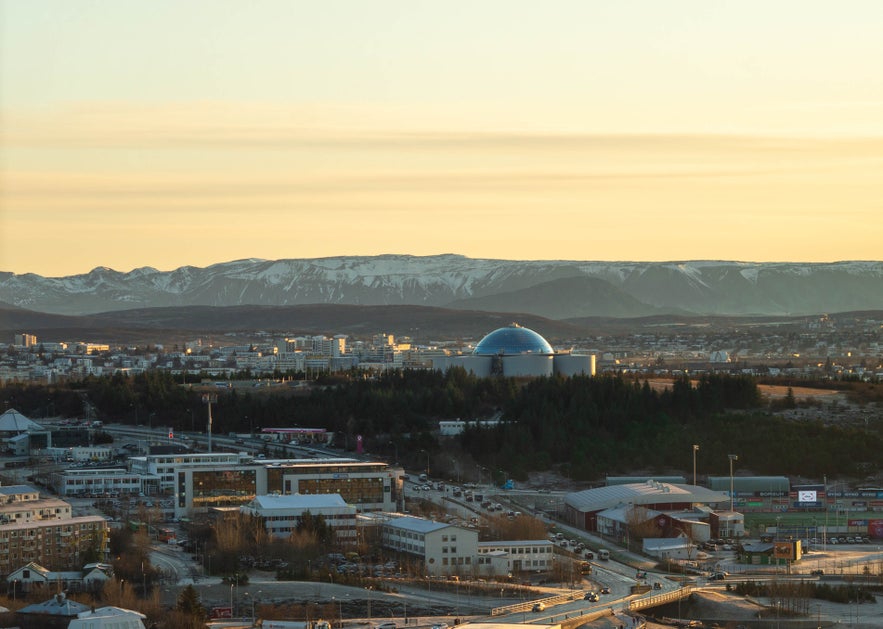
top-left (176, 584), bottom-right (206, 620)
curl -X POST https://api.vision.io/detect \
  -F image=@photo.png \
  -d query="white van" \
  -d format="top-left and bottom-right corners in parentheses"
top-left (598, 549), bottom-right (610, 560)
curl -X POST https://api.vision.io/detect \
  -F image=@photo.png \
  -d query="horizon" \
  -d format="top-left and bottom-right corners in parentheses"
top-left (3, 1), bottom-right (883, 276)
top-left (5, 253), bottom-right (883, 278)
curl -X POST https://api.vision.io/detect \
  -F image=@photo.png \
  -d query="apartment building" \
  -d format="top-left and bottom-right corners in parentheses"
top-left (0, 486), bottom-right (108, 575)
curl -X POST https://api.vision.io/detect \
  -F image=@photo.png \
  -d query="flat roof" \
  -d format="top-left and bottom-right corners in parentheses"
top-left (247, 494), bottom-right (349, 510)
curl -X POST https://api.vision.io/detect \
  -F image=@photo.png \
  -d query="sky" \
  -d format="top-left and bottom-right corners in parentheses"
top-left (2, 1), bottom-right (883, 277)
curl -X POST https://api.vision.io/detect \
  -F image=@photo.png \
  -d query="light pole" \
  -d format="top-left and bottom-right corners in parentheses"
top-left (230, 583), bottom-right (234, 618)
top-left (728, 454), bottom-right (738, 515)
top-left (245, 592), bottom-right (256, 625)
top-left (823, 474), bottom-right (828, 551)
top-left (692, 444), bottom-right (699, 486)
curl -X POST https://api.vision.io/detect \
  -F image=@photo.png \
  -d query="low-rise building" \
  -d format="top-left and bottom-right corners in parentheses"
top-left (476, 539), bottom-right (557, 574)
top-left (379, 516), bottom-right (478, 576)
top-left (47, 468), bottom-right (142, 498)
top-left (240, 494), bottom-right (358, 543)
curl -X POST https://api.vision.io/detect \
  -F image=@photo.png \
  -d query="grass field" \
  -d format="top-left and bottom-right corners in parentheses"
top-left (743, 510), bottom-right (879, 535)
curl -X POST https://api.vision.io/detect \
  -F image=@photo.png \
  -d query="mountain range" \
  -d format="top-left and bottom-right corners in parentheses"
top-left (2, 255), bottom-right (882, 319)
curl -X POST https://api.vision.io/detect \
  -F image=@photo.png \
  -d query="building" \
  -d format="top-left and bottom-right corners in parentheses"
top-left (5, 561), bottom-right (113, 594)
top-left (15, 592), bottom-right (92, 629)
top-left (379, 516), bottom-right (478, 576)
top-left (0, 408), bottom-right (52, 454)
top-left (563, 481), bottom-right (732, 532)
top-left (240, 494), bottom-right (358, 543)
top-left (47, 468), bottom-right (143, 498)
top-left (0, 486), bottom-right (109, 576)
top-left (146, 453), bottom-right (404, 518)
top-left (476, 539), bottom-right (557, 575)
top-left (69, 606), bottom-right (147, 629)
top-left (433, 323), bottom-right (595, 378)
top-left (706, 476), bottom-right (792, 512)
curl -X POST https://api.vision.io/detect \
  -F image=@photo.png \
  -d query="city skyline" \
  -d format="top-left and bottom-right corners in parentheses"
top-left (3, 1), bottom-right (883, 276)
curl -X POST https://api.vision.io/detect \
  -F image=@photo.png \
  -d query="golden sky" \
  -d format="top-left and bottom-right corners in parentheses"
top-left (2, 1), bottom-right (883, 276)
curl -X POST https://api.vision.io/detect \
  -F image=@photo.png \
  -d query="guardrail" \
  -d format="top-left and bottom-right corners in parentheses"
top-left (627, 586), bottom-right (694, 612)
top-left (490, 590), bottom-right (584, 616)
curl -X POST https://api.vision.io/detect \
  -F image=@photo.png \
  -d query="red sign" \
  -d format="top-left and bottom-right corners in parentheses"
top-left (210, 607), bottom-right (232, 619)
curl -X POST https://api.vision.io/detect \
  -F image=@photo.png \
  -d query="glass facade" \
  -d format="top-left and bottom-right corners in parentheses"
top-left (192, 469), bottom-right (257, 509)
top-left (299, 477), bottom-right (384, 505)
top-left (473, 324), bottom-right (553, 356)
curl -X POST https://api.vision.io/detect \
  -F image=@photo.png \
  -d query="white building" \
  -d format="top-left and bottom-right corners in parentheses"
top-left (380, 516), bottom-right (478, 576)
top-left (70, 606), bottom-right (146, 629)
top-left (240, 494), bottom-right (358, 543)
top-left (476, 539), bottom-right (557, 574)
top-left (47, 468), bottom-right (142, 498)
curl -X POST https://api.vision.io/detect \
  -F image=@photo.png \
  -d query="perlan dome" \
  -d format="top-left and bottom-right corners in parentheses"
top-left (473, 323), bottom-right (554, 356)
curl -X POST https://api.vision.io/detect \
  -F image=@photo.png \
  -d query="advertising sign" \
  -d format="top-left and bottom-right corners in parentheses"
top-left (798, 490), bottom-right (817, 503)
top-left (774, 541), bottom-right (796, 560)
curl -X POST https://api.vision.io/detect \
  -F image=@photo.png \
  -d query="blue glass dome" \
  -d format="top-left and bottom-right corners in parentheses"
top-left (473, 323), bottom-right (554, 356)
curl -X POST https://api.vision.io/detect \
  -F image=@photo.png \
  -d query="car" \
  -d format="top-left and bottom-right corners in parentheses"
top-left (531, 603), bottom-right (546, 612)
top-left (600, 587), bottom-right (611, 595)
top-left (431, 624), bottom-right (449, 629)
top-left (636, 570), bottom-right (647, 579)
top-left (710, 572), bottom-right (727, 580)
top-left (584, 592), bottom-right (599, 602)
top-left (653, 582), bottom-right (663, 590)
top-left (376, 624), bottom-right (397, 629)
top-left (810, 569), bottom-right (824, 576)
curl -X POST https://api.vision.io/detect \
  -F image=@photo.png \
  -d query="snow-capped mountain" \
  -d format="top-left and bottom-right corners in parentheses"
top-left (1, 255), bottom-right (882, 318)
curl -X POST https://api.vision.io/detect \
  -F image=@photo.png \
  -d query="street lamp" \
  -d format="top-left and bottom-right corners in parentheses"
top-left (692, 444), bottom-right (699, 486)
top-left (728, 454), bottom-right (739, 515)
top-left (245, 592), bottom-right (256, 625)
top-left (230, 583), bottom-right (234, 618)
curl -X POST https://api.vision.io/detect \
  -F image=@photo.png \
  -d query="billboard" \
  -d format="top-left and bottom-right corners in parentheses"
top-left (773, 540), bottom-right (802, 561)
top-left (798, 490), bottom-right (817, 503)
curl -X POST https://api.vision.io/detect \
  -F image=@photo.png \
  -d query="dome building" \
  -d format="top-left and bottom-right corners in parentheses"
top-left (435, 323), bottom-right (595, 378)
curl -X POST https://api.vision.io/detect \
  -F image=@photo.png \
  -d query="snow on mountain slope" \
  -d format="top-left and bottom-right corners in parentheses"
top-left (1, 255), bottom-right (881, 317)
